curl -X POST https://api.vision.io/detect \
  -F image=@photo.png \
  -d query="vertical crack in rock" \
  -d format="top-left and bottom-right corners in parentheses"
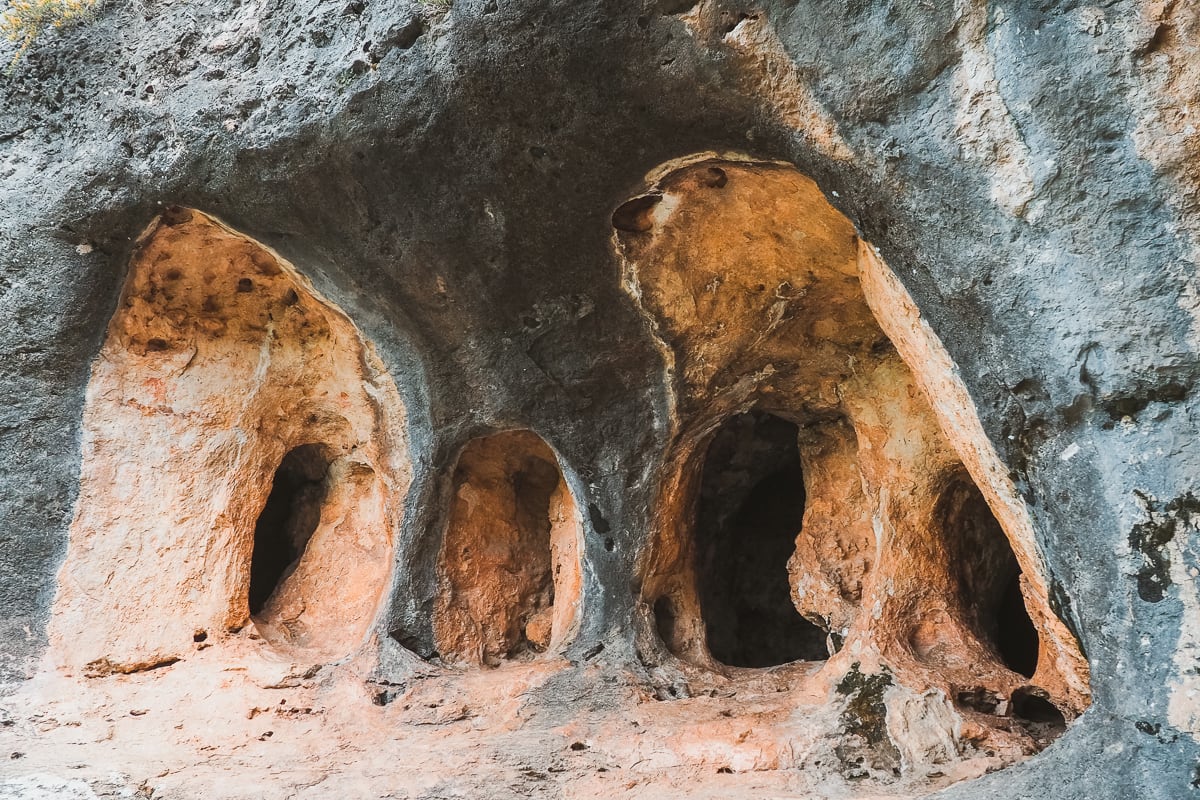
top-left (49, 209), bottom-right (411, 672)
top-left (433, 430), bottom-right (583, 666)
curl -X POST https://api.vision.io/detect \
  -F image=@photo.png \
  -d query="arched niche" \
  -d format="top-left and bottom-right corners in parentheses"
top-left (614, 156), bottom-right (1090, 775)
top-left (691, 410), bottom-right (828, 668)
top-left (432, 430), bottom-right (583, 666)
top-left (49, 208), bottom-right (411, 672)
top-left (934, 472), bottom-right (1040, 681)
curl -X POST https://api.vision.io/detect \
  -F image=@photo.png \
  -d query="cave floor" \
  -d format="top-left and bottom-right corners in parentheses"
top-left (0, 641), bottom-right (1000, 799)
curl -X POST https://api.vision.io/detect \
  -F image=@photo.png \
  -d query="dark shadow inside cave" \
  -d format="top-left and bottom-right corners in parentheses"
top-left (941, 477), bottom-right (1040, 678)
top-left (653, 595), bottom-right (677, 651)
top-left (249, 444), bottom-right (331, 615)
top-left (1011, 686), bottom-right (1066, 726)
top-left (693, 411), bottom-right (828, 668)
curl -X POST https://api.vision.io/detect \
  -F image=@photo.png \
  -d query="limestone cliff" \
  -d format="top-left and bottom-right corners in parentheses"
top-left (0, 1), bottom-right (1197, 798)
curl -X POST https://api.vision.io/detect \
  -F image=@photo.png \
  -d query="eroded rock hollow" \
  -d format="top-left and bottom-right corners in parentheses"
top-left (2, 1), bottom-right (1198, 798)
top-left (50, 211), bottom-right (411, 671)
top-left (433, 430), bottom-right (582, 665)
top-left (622, 159), bottom-right (1088, 766)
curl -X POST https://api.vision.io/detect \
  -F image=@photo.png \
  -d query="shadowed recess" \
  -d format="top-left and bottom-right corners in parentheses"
top-left (249, 444), bottom-right (331, 616)
top-left (694, 411), bottom-right (828, 667)
top-left (941, 477), bottom-right (1039, 678)
top-left (433, 430), bottom-right (583, 665)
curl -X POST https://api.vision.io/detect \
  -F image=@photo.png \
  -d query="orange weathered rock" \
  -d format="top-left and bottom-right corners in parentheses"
top-left (616, 158), bottom-right (1090, 771)
top-left (433, 430), bottom-right (583, 666)
top-left (28, 164), bottom-right (1090, 796)
top-left (48, 210), bottom-right (411, 671)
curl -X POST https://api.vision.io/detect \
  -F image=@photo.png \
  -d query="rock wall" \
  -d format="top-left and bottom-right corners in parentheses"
top-left (49, 210), bottom-right (410, 672)
top-left (1, 0), bottom-right (1198, 798)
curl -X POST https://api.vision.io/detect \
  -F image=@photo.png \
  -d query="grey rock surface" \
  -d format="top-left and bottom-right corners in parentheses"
top-left (1, 0), bottom-right (1197, 796)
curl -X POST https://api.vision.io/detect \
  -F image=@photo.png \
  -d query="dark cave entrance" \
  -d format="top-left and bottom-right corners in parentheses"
top-left (249, 444), bottom-right (331, 615)
top-left (941, 477), bottom-right (1040, 678)
top-left (693, 411), bottom-right (829, 668)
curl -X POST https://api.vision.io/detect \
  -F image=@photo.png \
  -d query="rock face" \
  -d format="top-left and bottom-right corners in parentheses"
top-left (49, 210), bottom-right (410, 671)
top-left (0, 0), bottom-right (1197, 798)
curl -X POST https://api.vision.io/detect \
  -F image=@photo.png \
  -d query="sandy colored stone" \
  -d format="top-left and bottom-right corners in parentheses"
top-left (433, 430), bottom-right (583, 666)
top-left (48, 210), bottom-right (411, 671)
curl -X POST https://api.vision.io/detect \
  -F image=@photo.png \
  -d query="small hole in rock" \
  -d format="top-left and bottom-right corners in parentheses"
top-left (237, 277), bottom-right (254, 292)
top-left (955, 686), bottom-right (1000, 714)
top-left (160, 206), bottom-right (193, 226)
top-left (1011, 687), bottom-right (1066, 726)
top-left (604, 537), bottom-right (615, 552)
top-left (192, 630), bottom-right (207, 643)
top-left (612, 194), bottom-right (662, 233)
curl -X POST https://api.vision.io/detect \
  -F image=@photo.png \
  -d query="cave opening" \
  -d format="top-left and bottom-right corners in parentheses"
top-left (693, 411), bottom-right (829, 668)
top-left (249, 444), bottom-right (331, 616)
top-left (433, 431), bottom-right (583, 665)
top-left (1011, 686), bottom-right (1066, 726)
top-left (942, 477), bottom-right (1040, 679)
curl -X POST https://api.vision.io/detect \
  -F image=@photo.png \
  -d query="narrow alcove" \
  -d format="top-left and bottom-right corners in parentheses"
top-left (249, 444), bottom-right (331, 616)
top-left (653, 595), bottom-right (678, 650)
top-left (940, 477), bottom-right (1040, 678)
top-left (433, 431), bottom-right (583, 666)
top-left (693, 411), bottom-right (828, 668)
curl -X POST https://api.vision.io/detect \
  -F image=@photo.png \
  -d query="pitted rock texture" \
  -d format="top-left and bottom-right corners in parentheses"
top-left (619, 158), bottom-right (1087, 767)
top-left (49, 210), bottom-right (411, 670)
top-left (1, 0), bottom-right (1199, 798)
top-left (433, 429), bottom-right (583, 665)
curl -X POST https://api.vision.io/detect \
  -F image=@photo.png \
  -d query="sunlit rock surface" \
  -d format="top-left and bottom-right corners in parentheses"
top-left (1, 1), bottom-right (1198, 798)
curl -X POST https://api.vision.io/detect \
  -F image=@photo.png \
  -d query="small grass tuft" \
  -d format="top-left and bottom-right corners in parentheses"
top-left (1, 0), bottom-right (100, 71)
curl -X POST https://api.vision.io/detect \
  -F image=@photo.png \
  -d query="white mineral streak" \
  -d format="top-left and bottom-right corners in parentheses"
top-left (951, 0), bottom-right (1036, 218)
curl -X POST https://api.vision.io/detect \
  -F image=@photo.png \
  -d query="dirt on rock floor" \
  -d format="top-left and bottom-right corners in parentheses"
top-left (0, 639), bottom-right (1010, 800)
